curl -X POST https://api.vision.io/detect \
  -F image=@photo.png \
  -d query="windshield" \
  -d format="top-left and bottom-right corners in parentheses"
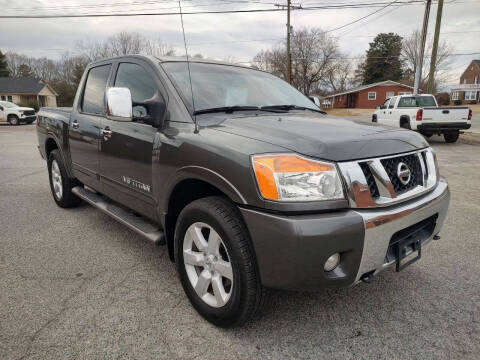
top-left (162, 62), bottom-right (320, 113)
top-left (0, 101), bottom-right (17, 108)
top-left (397, 96), bottom-right (437, 107)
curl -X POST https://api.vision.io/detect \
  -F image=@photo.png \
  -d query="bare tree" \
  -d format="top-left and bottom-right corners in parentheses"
top-left (322, 58), bottom-right (353, 93)
top-left (402, 30), bottom-right (454, 90)
top-left (252, 28), bottom-right (342, 95)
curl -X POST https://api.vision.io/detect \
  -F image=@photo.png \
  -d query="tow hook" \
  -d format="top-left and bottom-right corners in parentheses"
top-left (433, 235), bottom-right (441, 240)
top-left (360, 271), bottom-right (375, 284)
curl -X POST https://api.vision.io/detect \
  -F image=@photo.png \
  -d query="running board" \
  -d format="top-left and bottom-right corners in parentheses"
top-left (72, 186), bottom-right (165, 245)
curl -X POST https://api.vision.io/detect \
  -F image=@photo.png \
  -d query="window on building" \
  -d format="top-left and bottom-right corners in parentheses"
top-left (386, 91), bottom-right (394, 99)
top-left (451, 92), bottom-right (459, 100)
top-left (368, 91), bottom-right (376, 100)
top-left (464, 79), bottom-right (467, 84)
top-left (7, 96), bottom-right (12, 102)
top-left (465, 91), bottom-right (477, 101)
top-left (398, 92), bottom-right (412, 96)
top-left (475, 76), bottom-right (478, 85)
top-left (0, 96), bottom-right (5, 101)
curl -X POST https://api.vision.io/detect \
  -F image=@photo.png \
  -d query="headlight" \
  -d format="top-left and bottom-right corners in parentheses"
top-left (19, 111), bottom-right (24, 115)
top-left (252, 154), bottom-right (345, 201)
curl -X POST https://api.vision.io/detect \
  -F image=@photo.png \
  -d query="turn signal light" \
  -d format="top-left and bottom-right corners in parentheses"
top-left (468, 109), bottom-right (472, 120)
top-left (416, 109), bottom-right (423, 121)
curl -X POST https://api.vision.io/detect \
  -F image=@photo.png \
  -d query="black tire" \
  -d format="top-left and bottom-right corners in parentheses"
top-left (174, 196), bottom-right (266, 327)
top-left (444, 131), bottom-right (459, 143)
top-left (400, 118), bottom-right (411, 129)
top-left (421, 132), bottom-right (433, 138)
top-left (372, 115), bottom-right (377, 123)
top-left (47, 149), bottom-right (81, 208)
top-left (8, 115), bottom-right (19, 126)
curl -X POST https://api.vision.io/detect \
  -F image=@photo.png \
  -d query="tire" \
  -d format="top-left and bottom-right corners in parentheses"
top-left (444, 131), bottom-right (459, 143)
top-left (8, 115), bottom-right (19, 126)
top-left (174, 196), bottom-right (266, 327)
top-left (400, 118), bottom-right (411, 129)
top-left (47, 149), bottom-right (81, 208)
top-left (372, 115), bottom-right (377, 123)
top-left (421, 132), bottom-right (433, 138)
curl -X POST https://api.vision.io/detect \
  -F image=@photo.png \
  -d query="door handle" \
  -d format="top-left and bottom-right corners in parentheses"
top-left (72, 120), bottom-right (79, 130)
top-left (102, 127), bottom-right (112, 140)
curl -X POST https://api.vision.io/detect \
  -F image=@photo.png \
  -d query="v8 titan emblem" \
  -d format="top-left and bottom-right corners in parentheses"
top-left (396, 162), bottom-right (411, 185)
top-left (123, 176), bottom-right (151, 193)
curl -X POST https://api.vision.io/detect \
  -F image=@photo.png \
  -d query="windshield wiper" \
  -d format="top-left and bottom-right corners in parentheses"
top-left (193, 106), bottom-right (259, 115)
top-left (261, 105), bottom-right (326, 114)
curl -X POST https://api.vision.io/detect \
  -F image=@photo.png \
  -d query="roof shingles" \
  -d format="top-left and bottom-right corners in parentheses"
top-left (0, 77), bottom-right (46, 95)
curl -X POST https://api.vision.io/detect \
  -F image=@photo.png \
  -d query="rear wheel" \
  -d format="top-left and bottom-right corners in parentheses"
top-left (400, 118), bottom-right (411, 129)
top-left (174, 196), bottom-right (266, 327)
top-left (444, 131), bottom-right (459, 143)
top-left (48, 149), bottom-right (81, 208)
top-left (8, 115), bottom-right (19, 125)
top-left (372, 115), bottom-right (377, 123)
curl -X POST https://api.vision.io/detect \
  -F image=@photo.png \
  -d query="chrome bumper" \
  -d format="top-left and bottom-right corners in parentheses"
top-left (353, 179), bottom-right (450, 283)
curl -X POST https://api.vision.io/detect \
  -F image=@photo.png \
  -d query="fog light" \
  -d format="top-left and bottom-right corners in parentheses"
top-left (324, 253), bottom-right (340, 272)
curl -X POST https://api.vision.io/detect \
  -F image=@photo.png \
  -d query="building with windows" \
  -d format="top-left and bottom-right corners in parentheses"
top-left (0, 77), bottom-right (57, 108)
top-left (451, 60), bottom-right (480, 103)
top-left (322, 80), bottom-right (415, 109)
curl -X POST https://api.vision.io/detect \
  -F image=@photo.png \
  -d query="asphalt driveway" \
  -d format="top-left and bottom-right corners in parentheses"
top-left (1, 124), bottom-right (479, 359)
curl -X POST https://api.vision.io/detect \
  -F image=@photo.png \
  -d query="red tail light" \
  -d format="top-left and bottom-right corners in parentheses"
top-left (468, 109), bottom-right (472, 120)
top-left (416, 109), bottom-right (423, 121)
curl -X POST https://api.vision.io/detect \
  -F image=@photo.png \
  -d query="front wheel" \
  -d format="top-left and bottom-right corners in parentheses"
top-left (444, 131), bottom-right (459, 143)
top-left (174, 196), bottom-right (266, 327)
top-left (8, 115), bottom-right (19, 125)
top-left (372, 115), bottom-right (377, 123)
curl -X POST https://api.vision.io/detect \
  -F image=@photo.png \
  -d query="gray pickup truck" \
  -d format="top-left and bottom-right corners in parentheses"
top-left (37, 55), bottom-right (450, 327)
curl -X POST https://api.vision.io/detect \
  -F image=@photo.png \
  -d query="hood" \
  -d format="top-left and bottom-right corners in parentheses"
top-left (207, 113), bottom-right (428, 162)
top-left (15, 107), bottom-right (35, 111)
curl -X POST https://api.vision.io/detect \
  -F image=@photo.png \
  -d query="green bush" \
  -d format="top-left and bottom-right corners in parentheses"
top-left (453, 100), bottom-right (462, 106)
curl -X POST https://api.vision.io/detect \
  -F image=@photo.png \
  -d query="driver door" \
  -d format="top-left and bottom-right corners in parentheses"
top-left (99, 60), bottom-right (164, 219)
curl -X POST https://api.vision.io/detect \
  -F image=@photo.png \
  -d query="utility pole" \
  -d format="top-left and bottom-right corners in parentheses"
top-left (414, 0), bottom-right (431, 94)
top-left (275, 2), bottom-right (301, 84)
top-left (427, 0), bottom-right (444, 93)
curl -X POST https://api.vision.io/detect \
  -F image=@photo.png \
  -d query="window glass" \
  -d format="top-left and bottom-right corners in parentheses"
top-left (115, 63), bottom-right (158, 118)
top-left (380, 99), bottom-right (389, 109)
top-left (465, 91), bottom-right (477, 101)
top-left (162, 62), bottom-right (319, 112)
top-left (368, 92), bottom-right (376, 100)
top-left (398, 96), bottom-right (437, 107)
top-left (82, 64), bottom-right (111, 115)
top-left (7, 95), bottom-right (12, 102)
top-left (388, 97), bottom-right (396, 109)
top-left (386, 91), bottom-right (394, 99)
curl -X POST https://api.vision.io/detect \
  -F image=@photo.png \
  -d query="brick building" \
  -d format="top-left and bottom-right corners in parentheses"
top-left (323, 80), bottom-right (414, 109)
top-left (451, 60), bottom-right (480, 103)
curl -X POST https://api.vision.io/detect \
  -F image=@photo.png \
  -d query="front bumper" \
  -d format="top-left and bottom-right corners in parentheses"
top-left (21, 115), bottom-right (37, 122)
top-left (240, 179), bottom-right (450, 291)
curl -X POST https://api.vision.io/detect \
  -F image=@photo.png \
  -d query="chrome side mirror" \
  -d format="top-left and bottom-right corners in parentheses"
top-left (106, 87), bottom-right (132, 121)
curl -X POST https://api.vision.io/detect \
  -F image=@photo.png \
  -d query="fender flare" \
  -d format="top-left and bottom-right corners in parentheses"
top-left (45, 133), bottom-right (74, 178)
top-left (159, 165), bottom-right (247, 216)
top-left (399, 115), bottom-right (411, 129)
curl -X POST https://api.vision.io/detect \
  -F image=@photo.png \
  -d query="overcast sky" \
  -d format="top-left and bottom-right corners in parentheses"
top-left (1, 0), bottom-right (479, 86)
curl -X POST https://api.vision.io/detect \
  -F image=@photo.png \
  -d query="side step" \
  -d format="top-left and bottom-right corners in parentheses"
top-left (72, 186), bottom-right (165, 245)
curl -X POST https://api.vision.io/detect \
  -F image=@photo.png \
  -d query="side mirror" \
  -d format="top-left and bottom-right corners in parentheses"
top-left (135, 91), bottom-right (166, 129)
top-left (0, 106), bottom-right (3, 111)
top-left (106, 87), bottom-right (132, 122)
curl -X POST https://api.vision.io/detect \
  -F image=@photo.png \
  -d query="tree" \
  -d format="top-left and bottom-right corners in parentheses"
top-left (402, 30), bottom-right (453, 92)
top-left (17, 63), bottom-right (34, 77)
top-left (252, 27), bottom-right (342, 95)
top-left (358, 33), bottom-right (404, 84)
top-left (0, 50), bottom-right (10, 77)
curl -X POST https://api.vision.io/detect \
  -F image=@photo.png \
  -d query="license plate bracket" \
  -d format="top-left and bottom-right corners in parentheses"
top-left (395, 237), bottom-right (422, 272)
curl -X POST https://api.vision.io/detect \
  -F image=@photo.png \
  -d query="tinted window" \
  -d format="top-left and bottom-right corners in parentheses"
top-left (398, 96), bottom-right (437, 107)
top-left (82, 65), bottom-right (111, 114)
top-left (380, 99), bottom-right (389, 109)
top-left (115, 63), bottom-right (157, 118)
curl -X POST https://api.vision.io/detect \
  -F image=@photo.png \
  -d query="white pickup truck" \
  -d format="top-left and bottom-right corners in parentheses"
top-left (372, 94), bottom-right (472, 143)
top-left (0, 101), bottom-right (36, 125)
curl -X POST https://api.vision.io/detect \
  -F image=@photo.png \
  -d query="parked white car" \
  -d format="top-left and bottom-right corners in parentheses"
top-left (372, 94), bottom-right (472, 143)
top-left (0, 101), bottom-right (36, 125)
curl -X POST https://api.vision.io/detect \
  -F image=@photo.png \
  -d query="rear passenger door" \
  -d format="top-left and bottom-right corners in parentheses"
top-left (69, 63), bottom-right (112, 189)
top-left (99, 60), bottom-right (163, 219)
top-left (386, 96), bottom-right (397, 126)
top-left (377, 99), bottom-right (390, 124)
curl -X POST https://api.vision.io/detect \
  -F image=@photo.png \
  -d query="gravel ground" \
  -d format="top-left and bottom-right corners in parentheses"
top-left (1, 124), bottom-right (479, 360)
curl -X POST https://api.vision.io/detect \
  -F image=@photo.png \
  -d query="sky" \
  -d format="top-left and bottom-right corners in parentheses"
top-left (1, 0), bottom-right (479, 87)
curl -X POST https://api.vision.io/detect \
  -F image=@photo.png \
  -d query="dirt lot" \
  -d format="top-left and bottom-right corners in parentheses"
top-left (1, 124), bottom-right (479, 360)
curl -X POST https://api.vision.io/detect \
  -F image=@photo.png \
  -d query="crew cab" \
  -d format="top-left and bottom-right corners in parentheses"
top-left (36, 55), bottom-right (450, 327)
top-left (0, 101), bottom-right (36, 125)
top-left (372, 94), bottom-right (472, 143)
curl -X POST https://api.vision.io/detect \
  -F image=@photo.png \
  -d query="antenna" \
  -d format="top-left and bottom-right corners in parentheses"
top-left (178, 0), bottom-right (199, 133)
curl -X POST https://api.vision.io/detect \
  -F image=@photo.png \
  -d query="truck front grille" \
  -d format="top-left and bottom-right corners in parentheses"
top-left (338, 149), bottom-right (438, 208)
top-left (381, 154), bottom-right (423, 195)
top-left (23, 110), bottom-right (35, 116)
